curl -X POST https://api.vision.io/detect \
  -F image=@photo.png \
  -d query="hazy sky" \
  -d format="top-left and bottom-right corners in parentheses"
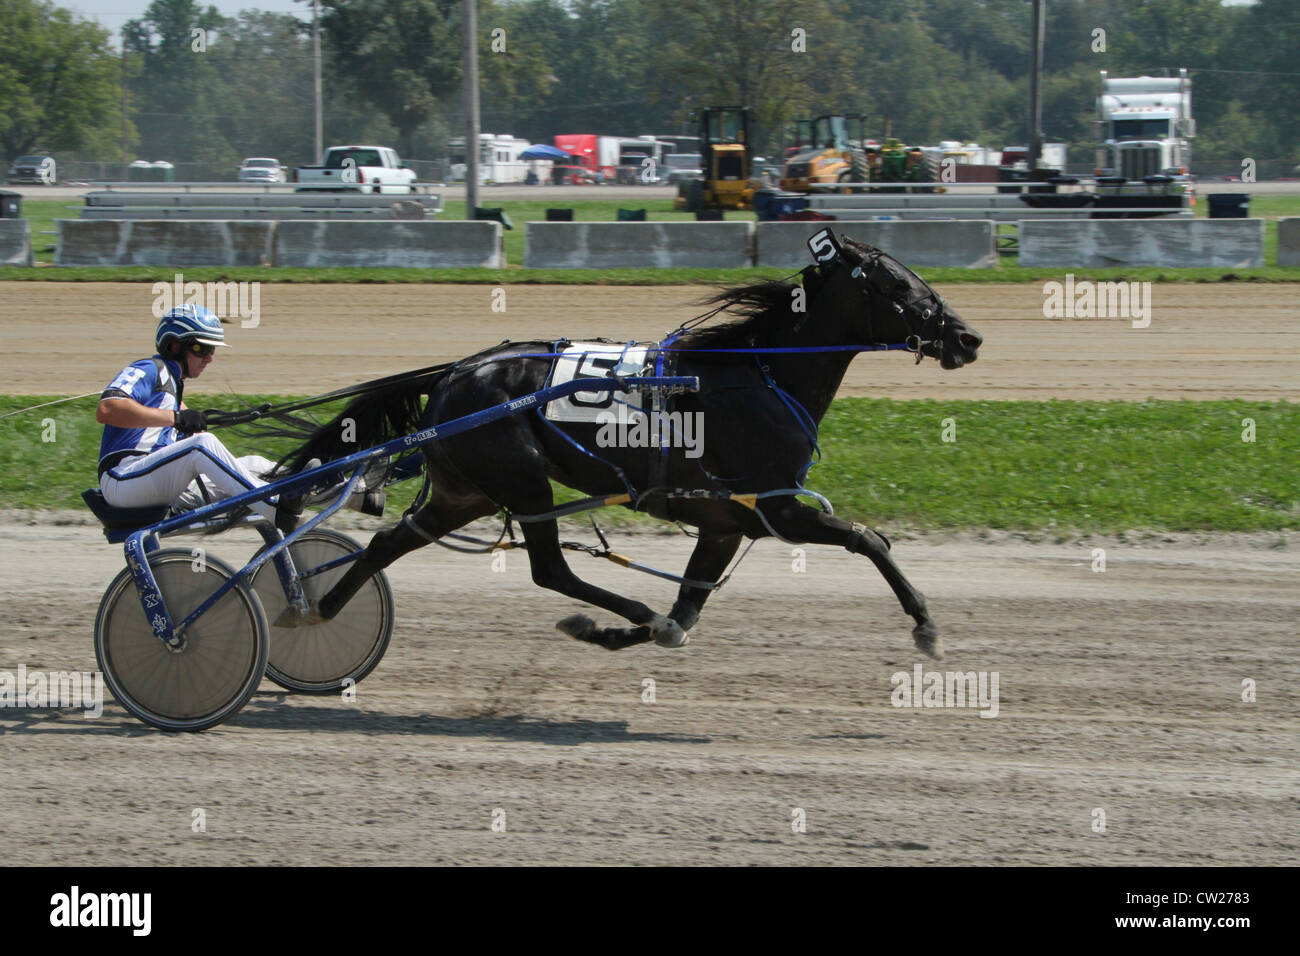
top-left (66, 1), bottom-right (307, 39)
top-left (65, 0), bottom-right (1261, 40)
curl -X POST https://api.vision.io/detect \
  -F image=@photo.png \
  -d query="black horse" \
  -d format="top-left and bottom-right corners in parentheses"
top-left (274, 233), bottom-right (981, 658)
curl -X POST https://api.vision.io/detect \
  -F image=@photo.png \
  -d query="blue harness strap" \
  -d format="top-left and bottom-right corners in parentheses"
top-left (754, 359), bottom-right (822, 482)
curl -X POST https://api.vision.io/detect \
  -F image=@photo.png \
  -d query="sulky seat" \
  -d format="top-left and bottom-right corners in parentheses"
top-left (82, 489), bottom-right (170, 539)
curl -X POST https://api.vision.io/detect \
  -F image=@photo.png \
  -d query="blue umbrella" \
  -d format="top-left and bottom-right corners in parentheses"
top-left (519, 144), bottom-right (576, 161)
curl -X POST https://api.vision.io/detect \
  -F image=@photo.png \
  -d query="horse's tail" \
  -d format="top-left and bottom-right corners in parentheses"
top-left (255, 366), bottom-right (452, 477)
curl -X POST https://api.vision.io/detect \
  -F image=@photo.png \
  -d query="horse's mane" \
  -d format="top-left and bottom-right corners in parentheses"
top-left (670, 277), bottom-right (802, 350)
top-left (670, 236), bottom-right (882, 351)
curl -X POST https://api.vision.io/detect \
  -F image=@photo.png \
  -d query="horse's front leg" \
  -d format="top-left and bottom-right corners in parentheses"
top-left (520, 518), bottom-right (684, 650)
top-left (667, 530), bottom-right (743, 632)
top-left (759, 499), bottom-right (941, 659)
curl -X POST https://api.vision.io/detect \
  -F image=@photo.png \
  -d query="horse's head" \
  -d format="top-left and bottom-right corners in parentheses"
top-left (806, 231), bottom-right (982, 369)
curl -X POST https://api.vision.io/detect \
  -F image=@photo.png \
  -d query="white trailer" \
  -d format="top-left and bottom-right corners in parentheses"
top-left (447, 134), bottom-right (539, 184)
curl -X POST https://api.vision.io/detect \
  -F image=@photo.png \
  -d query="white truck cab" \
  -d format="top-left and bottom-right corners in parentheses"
top-left (1097, 70), bottom-right (1195, 182)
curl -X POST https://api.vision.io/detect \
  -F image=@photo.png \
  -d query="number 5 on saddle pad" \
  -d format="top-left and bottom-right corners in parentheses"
top-left (543, 343), bottom-right (653, 423)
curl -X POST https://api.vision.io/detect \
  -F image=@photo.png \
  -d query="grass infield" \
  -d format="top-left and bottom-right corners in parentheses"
top-left (3, 395), bottom-right (1294, 532)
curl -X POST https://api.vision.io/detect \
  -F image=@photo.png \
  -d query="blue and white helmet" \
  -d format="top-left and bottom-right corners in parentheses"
top-left (155, 304), bottom-right (229, 354)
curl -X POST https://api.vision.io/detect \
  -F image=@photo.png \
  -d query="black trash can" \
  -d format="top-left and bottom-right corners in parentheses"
top-left (1207, 193), bottom-right (1250, 219)
top-left (0, 190), bottom-right (20, 219)
top-left (473, 206), bottom-right (514, 230)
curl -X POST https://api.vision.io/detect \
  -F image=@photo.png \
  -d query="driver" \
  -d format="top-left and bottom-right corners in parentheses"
top-left (96, 305), bottom-right (304, 530)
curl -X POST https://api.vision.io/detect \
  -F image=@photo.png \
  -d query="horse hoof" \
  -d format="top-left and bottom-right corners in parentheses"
top-left (649, 614), bottom-right (688, 648)
top-left (273, 602), bottom-right (325, 628)
top-left (557, 614), bottom-right (597, 641)
top-left (912, 620), bottom-right (943, 660)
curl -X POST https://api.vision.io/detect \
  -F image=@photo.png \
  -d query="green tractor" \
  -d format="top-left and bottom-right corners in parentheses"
top-left (867, 137), bottom-right (931, 187)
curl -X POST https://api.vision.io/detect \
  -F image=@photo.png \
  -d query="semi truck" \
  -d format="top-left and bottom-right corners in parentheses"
top-left (1096, 69), bottom-right (1195, 182)
top-left (552, 134), bottom-right (621, 181)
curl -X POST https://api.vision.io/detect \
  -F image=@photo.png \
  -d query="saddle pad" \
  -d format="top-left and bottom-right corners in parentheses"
top-left (544, 342), bottom-right (652, 423)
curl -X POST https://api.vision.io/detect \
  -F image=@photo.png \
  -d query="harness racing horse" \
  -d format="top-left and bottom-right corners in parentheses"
top-left (272, 232), bottom-right (982, 659)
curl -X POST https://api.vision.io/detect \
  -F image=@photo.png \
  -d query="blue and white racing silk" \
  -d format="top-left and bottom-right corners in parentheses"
top-left (98, 356), bottom-right (183, 476)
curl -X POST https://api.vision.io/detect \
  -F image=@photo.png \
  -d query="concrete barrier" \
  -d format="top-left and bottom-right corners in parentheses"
top-left (274, 220), bottom-right (503, 267)
top-left (1019, 219), bottom-right (1264, 268)
top-left (56, 220), bottom-right (274, 266)
top-left (0, 220), bottom-right (33, 266)
top-left (1277, 217), bottom-right (1300, 267)
top-left (525, 222), bottom-right (753, 268)
top-left (755, 220), bottom-right (997, 269)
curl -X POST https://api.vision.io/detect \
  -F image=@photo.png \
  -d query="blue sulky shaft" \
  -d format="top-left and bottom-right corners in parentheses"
top-left (124, 375), bottom-right (700, 646)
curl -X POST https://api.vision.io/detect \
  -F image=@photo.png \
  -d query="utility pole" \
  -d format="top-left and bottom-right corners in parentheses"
top-left (464, 0), bottom-right (480, 216)
top-left (121, 27), bottom-right (129, 180)
top-left (314, 0), bottom-right (323, 162)
top-left (1028, 0), bottom-right (1045, 171)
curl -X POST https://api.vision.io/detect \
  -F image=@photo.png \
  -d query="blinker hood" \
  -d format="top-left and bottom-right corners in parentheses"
top-left (804, 228), bottom-right (944, 319)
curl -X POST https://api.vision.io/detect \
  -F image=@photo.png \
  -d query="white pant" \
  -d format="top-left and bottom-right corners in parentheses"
top-left (100, 433), bottom-right (279, 521)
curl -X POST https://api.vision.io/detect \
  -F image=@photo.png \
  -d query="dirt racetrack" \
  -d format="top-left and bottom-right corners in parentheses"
top-left (0, 280), bottom-right (1296, 865)
top-left (1, 281), bottom-right (1298, 400)
top-left (0, 520), bottom-right (1296, 865)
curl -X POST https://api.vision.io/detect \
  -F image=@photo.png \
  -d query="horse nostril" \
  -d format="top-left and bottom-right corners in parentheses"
top-left (958, 332), bottom-right (981, 350)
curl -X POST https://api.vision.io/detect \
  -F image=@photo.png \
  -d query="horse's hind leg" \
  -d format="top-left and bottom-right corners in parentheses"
top-left (316, 482), bottom-right (496, 621)
top-left (519, 518), bottom-right (684, 650)
top-left (553, 530), bottom-right (741, 650)
top-left (759, 500), bottom-right (941, 660)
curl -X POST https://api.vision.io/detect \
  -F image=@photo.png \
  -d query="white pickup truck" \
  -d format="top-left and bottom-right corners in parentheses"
top-left (294, 145), bottom-right (417, 193)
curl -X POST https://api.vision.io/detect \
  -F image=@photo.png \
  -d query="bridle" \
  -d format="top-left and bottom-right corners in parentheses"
top-left (844, 245), bottom-right (951, 364)
top-left (803, 227), bottom-right (951, 363)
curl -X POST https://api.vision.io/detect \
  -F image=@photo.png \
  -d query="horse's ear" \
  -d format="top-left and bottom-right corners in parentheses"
top-left (798, 264), bottom-right (827, 306)
top-left (840, 235), bottom-right (882, 261)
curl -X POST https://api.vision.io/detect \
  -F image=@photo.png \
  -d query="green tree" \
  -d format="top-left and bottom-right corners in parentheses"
top-left (123, 0), bottom-right (231, 168)
top-left (0, 0), bottom-right (123, 160)
top-left (207, 11), bottom-right (317, 164)
top-left (641, 0), bottom-right (855, 155)
top-left (319, 0), bottom-right (462, 157)
top-left (1228, 0), bottom-right (1300, 161)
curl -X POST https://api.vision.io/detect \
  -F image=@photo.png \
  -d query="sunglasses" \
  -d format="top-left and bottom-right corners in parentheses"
top-left (187, 342), bottom-right (217, 358)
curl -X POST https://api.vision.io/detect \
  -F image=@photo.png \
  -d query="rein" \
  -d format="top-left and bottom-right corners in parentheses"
top-left (201, 360), bottom-right (458, 428)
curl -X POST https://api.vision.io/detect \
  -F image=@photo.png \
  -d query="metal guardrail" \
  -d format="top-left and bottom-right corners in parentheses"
top-left (84, 181), bottom-right (447, 194)
top-left (806, 208), bottom-right (1193, 222)
top-left (805, 178), bottom-right (1194, 194)
top-left (74, 188), bottom-right (445, 220)
top-left (83, 191), bottom-right (443, 208)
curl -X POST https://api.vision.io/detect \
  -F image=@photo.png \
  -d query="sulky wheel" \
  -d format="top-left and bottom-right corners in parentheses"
top-left (94, 550), bottom-right (269, 732)
top-left (250, 529), bottom-right (393, 694)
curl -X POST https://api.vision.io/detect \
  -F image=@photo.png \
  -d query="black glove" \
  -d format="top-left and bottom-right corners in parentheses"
top-left (174, 408), bottom-right (208, 434)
